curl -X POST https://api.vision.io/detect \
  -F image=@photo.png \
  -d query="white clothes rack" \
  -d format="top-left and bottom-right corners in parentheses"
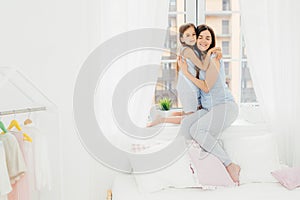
top-left (0, 67), bottom-right (61, 200)
top-left (0, 106), bottom-right (46, 116)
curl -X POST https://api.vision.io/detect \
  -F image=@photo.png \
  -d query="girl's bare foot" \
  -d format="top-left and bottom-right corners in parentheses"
top-left (226, 163), bottom-right (241, 185)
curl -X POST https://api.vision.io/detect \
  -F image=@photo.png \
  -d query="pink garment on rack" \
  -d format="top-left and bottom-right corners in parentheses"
top-left (8, 132), bottom-right (33, 200)
top-left (22, 124), bottom-right (52, 191)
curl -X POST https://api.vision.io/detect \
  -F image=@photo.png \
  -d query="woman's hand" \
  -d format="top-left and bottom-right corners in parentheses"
top-left (209, 47), bottom-right (222, 60)
top-left (177, 56), bottom-right (189, 75)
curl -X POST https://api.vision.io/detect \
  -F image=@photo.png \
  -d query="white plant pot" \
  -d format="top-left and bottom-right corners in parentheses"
top-left (157, 110), bottom-right (172, 118)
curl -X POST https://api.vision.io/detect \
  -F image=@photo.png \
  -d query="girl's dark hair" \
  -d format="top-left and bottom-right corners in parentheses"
top-left (195, 24), bottom-right (216, 57)
top-left (179, 23), bottom-right (196, 45)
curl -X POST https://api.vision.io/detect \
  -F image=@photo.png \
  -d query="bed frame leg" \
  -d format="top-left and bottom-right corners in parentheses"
top-left (106, 189), bottom-right (112, 200)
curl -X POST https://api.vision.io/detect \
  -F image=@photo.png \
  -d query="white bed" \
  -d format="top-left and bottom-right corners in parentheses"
top-left (110, 115), bottom-right (300, 200)
top-left (112, 174), bottom-right (300, 200)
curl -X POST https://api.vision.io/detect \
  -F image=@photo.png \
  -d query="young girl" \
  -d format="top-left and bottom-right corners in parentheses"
top-left (147, 23), bottom-right (221, 127)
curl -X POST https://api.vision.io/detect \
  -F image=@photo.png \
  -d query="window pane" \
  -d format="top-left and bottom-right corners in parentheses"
top-left (222, 0), bottom-right (231, 11)
top-left (242, 35), bottom-right (247, 59)
top-left (223, 60), bottom-right (238, 100)
top-left (169, 0), bottom-right (177, 12)
top-left (205, 12), bottom-right (240, 60)
top-left (241, 62), bottom-right (257, 103)
top-left (222, 41), bottom-right (230, 56)
top-left (154, 0), bottom-right (186, 108)
top-left (224, 61), bottom-right (231, 89)
top-left (170, 0), bottom-right (185, 12)
top-left (204, 0), bottom-right (257, 104)
top-left (224, 61), bottom-right (230, 75)
top-left (222, 20), bottom-right (229, 34)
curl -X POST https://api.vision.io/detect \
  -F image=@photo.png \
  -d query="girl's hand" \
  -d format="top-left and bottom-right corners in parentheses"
top-left (208, 47), bottom-right (221, 54)
top-left (215, 51), bottom-right (222, 60)
top-left (209, 47), bottom-right (222, 60)
top-left (177, 56), bottom-right (188, 74)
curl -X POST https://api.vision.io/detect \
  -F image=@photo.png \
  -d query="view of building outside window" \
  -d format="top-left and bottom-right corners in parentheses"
top-left (154, 0), bottom-right (185, 107)
top-left (155, 0), bottom-right (257, 108)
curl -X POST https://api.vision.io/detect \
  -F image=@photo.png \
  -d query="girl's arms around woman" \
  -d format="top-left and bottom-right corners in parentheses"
top-left (181, 46), bottom-right (221, 71)
top-left (178, 55), bottom-right (221, 93)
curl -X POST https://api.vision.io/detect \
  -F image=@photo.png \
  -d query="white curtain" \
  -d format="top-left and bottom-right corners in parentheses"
top-left (95, 0), bottom-right (169, 148)
top-left (240, 0), bottom-right (300, 166)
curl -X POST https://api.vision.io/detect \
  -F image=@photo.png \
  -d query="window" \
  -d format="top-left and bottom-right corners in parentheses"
top-left (169, 0), bottom-right (177, 12)
top-left (224, 61), bottom-right (229, 75)
top-left (222, 0), bottom-right (231, 11)
top-left (241, 62), bottom-right (257, 102)
top-left (222, 41), bottom-right (230, 56)
top-left (242, 35), bottom-right (247, 59)
top-left (154, 0), bottom-right (186, 107)
top-left (156, 0), bottom-right (257, 107)
top-left (222, 20), bottom-right (229, 34)
top-left (203, 0), bottom-right (257, 103)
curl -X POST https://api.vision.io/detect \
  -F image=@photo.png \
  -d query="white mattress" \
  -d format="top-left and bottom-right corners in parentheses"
top-left (112, 174), bottom-right (300, 200)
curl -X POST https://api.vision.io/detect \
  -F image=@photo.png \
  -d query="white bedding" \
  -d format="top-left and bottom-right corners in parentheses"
top-left (111, 118), bottom-right (297, 199)
top-left (112, 174), bottom-right (300, 200)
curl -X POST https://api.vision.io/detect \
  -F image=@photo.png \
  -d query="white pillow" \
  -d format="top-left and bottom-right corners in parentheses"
top-left (130, 137), bottom-right (197, 193)
top-left (132, 152), bottom-right (197, 193)
top-left (239, 104), bottom-right (266, 124)
top-left (222, 132), bottom-right (281, 184)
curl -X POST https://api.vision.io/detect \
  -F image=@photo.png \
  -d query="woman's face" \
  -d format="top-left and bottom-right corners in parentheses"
top-left (196, 30), bottom-right (212, 52)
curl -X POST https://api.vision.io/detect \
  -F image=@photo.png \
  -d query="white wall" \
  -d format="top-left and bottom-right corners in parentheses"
top-left (0, 0), bottom-right (117, 199)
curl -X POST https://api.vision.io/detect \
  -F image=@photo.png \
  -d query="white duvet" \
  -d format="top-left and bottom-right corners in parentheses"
top-left (112, 174), bottom-right (300, 200)
top-left (111, 119), bottom-right (300, 200)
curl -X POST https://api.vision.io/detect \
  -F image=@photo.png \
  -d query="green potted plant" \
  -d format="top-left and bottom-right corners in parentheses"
top-left (158, 97), bottom-right (172, 117)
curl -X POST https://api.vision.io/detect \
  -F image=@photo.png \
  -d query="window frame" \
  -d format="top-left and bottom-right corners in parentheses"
top-left (185, 0), bottom-right (256, 105)
top-left (156, 0), bottom-right (256, 107)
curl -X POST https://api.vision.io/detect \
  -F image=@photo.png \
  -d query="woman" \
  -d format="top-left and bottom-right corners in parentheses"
top-left (178, 24), bottom-right (241, 184)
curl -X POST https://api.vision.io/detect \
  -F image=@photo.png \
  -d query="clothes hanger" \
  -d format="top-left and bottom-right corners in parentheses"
top-left (7, 119), bottom-right (22, 131)
top-left (7, 111), bottom-right (22, 131)
top-left (24, 108), bottom-right (32, 125)
top-left (0, 120), bottom-right (7, 134)
top-left (7, 111), bottom-right (32, 142)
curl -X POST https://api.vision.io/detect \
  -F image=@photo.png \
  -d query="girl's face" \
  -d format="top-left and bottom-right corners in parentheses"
top-left (196, 30), bottom-right (212, 52)
top-left (181, 26), bottom-right (196, 46)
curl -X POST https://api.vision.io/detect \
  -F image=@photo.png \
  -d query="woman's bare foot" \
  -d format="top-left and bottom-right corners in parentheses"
top-left (226, 163), bottom-right (241, 185)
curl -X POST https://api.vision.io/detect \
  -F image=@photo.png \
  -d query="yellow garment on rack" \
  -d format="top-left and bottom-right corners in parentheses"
top-left (7, 119), bottom-right (33, 142)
